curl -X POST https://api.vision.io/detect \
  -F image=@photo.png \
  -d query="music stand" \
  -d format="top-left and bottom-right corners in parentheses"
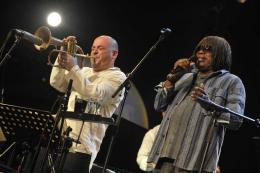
top-left (0, 102), bottom-right (60, 172)
top-left (51, 110), bottom-right (117, 173)
top-left (0, 102), bottom-right (59, 145)
top-left (61, 111), bottom-right (116, 125)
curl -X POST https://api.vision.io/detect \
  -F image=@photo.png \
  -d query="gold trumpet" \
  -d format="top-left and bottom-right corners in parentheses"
top-left (33, 26), bottom-right (94, 68)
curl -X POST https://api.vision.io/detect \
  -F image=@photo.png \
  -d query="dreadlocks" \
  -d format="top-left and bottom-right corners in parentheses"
top-left (193, 36), bottom-right (232, 71)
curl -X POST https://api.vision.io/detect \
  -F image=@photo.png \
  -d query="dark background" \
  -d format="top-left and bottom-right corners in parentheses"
top-left (0, 0), bottom-right (259, 172)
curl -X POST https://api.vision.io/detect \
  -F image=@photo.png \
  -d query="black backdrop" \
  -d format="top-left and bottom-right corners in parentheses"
top-left (0, 0), bottom-right (259, 172)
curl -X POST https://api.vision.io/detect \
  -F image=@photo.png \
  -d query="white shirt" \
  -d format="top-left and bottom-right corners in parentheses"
top-left (136, 125), bottom-right (160, 171)
top-left (50, 64), bottom-right (126, 170)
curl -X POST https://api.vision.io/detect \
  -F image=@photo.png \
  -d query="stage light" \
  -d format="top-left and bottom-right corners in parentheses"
top-left (47, 12), bottom-right (61, 27)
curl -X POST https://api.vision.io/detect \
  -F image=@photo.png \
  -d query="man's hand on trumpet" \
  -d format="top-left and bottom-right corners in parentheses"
top-left (57, 36), bottom-right (79, 70)
top-left (58, 51), bottom-right (77, 71)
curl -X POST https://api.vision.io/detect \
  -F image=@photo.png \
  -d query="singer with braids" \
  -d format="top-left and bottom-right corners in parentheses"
top-left (148, 36), bottom-right (246, 173)
top-left (49, 35), bottom-right (126, 173)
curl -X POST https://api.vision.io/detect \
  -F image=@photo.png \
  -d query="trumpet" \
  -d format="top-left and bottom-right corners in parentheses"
top-left (47, 49), bottom-right (94, 68)
top-left (14, 26), bottom-right (94, 68)
top-left (34, 26), bottom-right (95, 68)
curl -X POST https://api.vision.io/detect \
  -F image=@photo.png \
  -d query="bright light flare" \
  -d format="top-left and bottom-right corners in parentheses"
top-left (47, 12), bottom-right (62, 27)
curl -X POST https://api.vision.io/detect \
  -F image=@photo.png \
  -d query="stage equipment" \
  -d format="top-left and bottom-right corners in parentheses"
top-left (0, 102), bottom-right (60, 173)
top-left (195, 96), bottom-right (260, 173)
top-left (13, 26), bottom-right (94, 68)
top-left (105, 27), bottom-right (172, 173)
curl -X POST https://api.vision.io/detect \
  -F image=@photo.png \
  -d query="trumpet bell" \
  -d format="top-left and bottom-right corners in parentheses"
top-left (34, 26), bottom-right (64, 51)
top-left (34, 26), bottom-right (52, 50)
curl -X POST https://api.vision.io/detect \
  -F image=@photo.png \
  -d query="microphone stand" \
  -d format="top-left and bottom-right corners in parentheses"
top-left (102, 29), bottom-right (171, 173)
top-left (102, 83), bottom-right (130, 173)
top-left (196, 96), bottom-right (260, 126)
top-left (0, 30), bottom-right (21, 103)
top-left (196, 96), bottom-right (260, 173)
top-left (112, 29), bottom-right (170, 98)
top-left (0, 30), bottom-right (19, 67)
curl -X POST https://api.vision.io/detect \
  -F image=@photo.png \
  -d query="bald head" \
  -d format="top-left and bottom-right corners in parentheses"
top-left (90, 35), bottom-right (119, 72)
top-left (96, 35), bottom-right (118, 51)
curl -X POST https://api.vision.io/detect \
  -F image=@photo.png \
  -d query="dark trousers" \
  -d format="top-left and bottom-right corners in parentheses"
top-left (22, 148), bottom-right (91, 173)
top-left (62, 152), bottom-right (91, 173)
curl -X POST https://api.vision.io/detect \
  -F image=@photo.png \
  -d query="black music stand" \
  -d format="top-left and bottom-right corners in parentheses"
top-left (52, 110), bottom-right (117, 173)
top-left (0, 102), bottom-right (60, 172)
top-left (61, 111), bottom-right (116, 125)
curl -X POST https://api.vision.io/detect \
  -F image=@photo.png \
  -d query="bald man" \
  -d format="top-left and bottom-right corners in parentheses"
top-left (50, 35), bottom-right (126, 173)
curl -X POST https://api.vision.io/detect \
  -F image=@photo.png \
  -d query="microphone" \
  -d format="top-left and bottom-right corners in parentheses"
top-left (12, 29), bottom-right (43, 46)
top-left (196, 96), bottom-right (229, 112)
top-left (160, 28), bottom-right (172, 38)
top-left (160, 28), bottom-right (172, 34)
top-left (188, 55), bottom-right (196, 62)
top-left (166, 55), bottom-right (196, 81)
top-left (174, 55), bottom-right (196, 72)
